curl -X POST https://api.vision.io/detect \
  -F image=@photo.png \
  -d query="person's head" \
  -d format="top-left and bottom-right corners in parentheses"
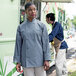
top-left (46, 13), bottom-right (55, 24)
top-left (25, 2), bottom-right (37, 20)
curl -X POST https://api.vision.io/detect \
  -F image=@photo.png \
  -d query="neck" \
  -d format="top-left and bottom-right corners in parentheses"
top-left (27, 18), bottom-right (34, 22)
top-left (52, 21), bottom-right (55, 26)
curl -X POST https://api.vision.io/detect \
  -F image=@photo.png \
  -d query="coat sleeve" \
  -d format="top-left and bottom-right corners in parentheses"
top-left (13, 26), bottom-right (23, 64)
top-left (42, 24), bottom-right (51, 61)
top-left (49, 23), bottom-right (60, 42)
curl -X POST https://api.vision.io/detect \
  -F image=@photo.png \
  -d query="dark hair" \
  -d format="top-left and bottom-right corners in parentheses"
top-left (25, 2), bottom-right (34, 10)
top-left (46, 13), bottom-right (55, 21)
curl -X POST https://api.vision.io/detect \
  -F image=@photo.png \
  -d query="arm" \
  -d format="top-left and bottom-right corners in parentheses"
top-left (49, 23), bottom-right (60, 42)
top-left (42, 24), bottom-right (51, 70)
top-left (13, 26), bottom-right (23, 72)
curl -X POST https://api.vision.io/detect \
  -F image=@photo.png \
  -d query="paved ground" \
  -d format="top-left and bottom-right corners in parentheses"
top-left (46, 65), bottom-right (56, 76)
top-left (47, 34), bottom-right (76, 76)
top-left (47, 70), bottom-right (56, 76)
top-left (47, 51), bottom-right (76, 76)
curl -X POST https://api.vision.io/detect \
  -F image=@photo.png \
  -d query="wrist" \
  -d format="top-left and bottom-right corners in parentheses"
top-left (16, 63), bottom-right (21, 65)
top-left (44, 60), bottom-right (50, 63)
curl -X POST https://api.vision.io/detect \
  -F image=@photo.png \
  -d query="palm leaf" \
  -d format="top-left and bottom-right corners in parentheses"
top-left (3, 61), bottom-right (8, 76)
top-left (0, 59), bottom-right (3, 75)
top-left (0, 71), bottom-right (1, 75)
top-left (7, 67), bottom-right (16, 76)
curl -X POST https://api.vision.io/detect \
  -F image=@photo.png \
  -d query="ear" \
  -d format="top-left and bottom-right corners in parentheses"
top-left (25, 10), bottom-right (27, 14)
top-left (48, 17), bottom-right (50, 21)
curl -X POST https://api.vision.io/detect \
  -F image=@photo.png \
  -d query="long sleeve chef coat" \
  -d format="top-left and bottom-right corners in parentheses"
top-left (13, 18), bottom-right (51, 68)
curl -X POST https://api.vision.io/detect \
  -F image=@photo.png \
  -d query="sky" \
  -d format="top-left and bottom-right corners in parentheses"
top-left (63, 0), bottom-right (76, 19)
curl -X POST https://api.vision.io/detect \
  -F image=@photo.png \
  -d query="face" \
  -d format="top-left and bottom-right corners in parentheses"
top-left (46, 17), bottom-right (50, 24)
top-left (25, 5), bottom-right (37, 19)
top-left (46, 17), bottom-right (53, 24)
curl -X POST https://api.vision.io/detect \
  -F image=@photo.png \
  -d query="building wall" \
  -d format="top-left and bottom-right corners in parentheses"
top-left (0, 0), bottom-right (20, 75)
top-left (41, 2), bottom-right (65, 33)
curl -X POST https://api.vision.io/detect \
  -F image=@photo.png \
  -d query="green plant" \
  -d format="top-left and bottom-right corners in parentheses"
top-left (0, 59), bottom-right (7, 76)
top-left (7, 67), bottom-right (16, 76)
top-left (0, 71), bottom-right (1, 75)
top-left (0, 59), bottom-right (17, 76)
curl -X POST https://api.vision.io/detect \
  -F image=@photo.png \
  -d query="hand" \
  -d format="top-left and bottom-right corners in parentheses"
top-left (44, 60), bottom-right (50, 71)
top-left (51, 41), bottom-right (54, 46)
top-left (16, 63), bottom-right (21, 72)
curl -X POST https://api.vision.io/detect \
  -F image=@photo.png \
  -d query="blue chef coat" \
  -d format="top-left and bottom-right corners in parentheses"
top-left (13, 18), bottom-right (51, 68)
top-left (49, 22), bottom-right (68, 49)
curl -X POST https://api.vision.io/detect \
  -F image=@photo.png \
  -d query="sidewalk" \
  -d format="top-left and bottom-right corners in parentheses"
top-left (47, 56), bottom-right (76, 76)
top-left (47, 70), bottom-right (56, 76)
top-left (46, 65), bottom-right (56, 76)
top-left (47, 34), bottom-right (76, 76)
top-left (47, 35), bottom-right (76, 76)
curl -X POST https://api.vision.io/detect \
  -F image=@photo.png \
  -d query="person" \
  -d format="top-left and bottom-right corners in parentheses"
top-left (46, 13), bottom-right (68, 76)
top-left (13, 2), bottom-right (51, 76)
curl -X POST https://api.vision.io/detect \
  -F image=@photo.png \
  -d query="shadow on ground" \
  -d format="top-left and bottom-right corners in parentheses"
top-left (46, 65), bottom-right (56, 75)
top-left (66, 48), bottom-right (76, 59)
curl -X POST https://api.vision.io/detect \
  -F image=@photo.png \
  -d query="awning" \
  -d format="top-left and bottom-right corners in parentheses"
top-left (39, 0), bottom-right (73, 3)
